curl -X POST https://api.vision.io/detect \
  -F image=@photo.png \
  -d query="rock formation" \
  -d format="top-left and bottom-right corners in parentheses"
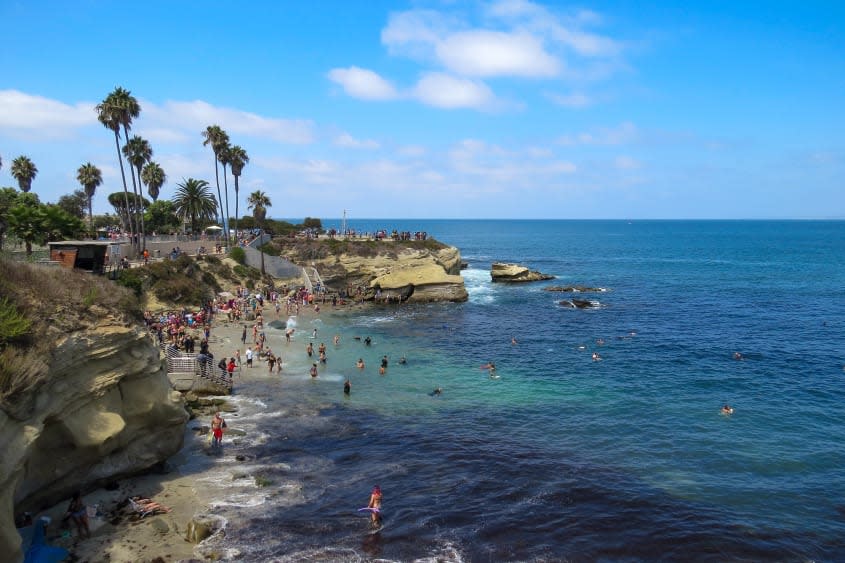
top-left (544, 285), bottom-right (608, 293)
top-left (558, 299), bottom-right (600, 309)
top-left (490, 262), bottom-right (555, 283)
top-left (300, 242), bottom-right (468, 302)
top-left (0, 321), bottom-right (187, 562)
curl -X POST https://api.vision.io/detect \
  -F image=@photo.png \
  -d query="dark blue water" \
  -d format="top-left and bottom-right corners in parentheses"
top-left (198, 220), bottom-right (845, 562)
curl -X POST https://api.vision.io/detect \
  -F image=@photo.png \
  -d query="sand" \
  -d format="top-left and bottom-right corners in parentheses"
top-left (34, 296), bottom-right (345, 563)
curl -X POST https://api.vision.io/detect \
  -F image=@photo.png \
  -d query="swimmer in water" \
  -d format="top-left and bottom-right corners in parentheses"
top-left (721, 404), bottom-right (734, 415)
top-left (398, 355), bottom-right (407, 365)
top-left (511, 336), bottom-right (518, 345)
top-left (309, 363), bottom-right (318, 378)
top-left (356, 358), bottom-right (365, 370)
top-left (430, 387), bottom-right (443, 396)
top-left (592, 352), bottom-right (602, 361)
top-left (733, 352), bottom-right (743, 360)
top-left (343, 378), bottom-right (351, 395)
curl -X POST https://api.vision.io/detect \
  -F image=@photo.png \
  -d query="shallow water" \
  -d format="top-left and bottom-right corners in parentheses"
top-left (192, 220), bottom-right (845, 561)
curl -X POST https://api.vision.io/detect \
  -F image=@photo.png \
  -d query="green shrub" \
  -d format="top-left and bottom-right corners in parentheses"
top-left (0, 298), bottom-right (31, 344)
top-left (258, 243), bottom-right (279, 256)
top-left (229, 246), bottom-right (246, 264)
top-left (117, 269), bottom-right (144, 297)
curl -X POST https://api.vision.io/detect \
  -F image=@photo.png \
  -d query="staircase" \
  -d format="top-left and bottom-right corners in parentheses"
top-left (162, 343), bottom-right (232, 394)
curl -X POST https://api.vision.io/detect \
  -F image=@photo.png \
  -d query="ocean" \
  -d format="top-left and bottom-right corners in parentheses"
top-left (187, 220), bottom-right (845, 562)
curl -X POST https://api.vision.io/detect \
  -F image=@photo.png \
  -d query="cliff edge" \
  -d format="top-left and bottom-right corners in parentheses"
top-left (0, 260), bottom-right (187, 562)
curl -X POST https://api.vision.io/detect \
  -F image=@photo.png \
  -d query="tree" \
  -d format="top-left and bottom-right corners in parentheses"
top-left (248, 190), bottom-right (272, 275)
top-left (76, 162), bottom-right (103, 234)
top-left (228, 145), bottom-right (249, 243)
top-left (0, 187), bottom-right (19, 250)
top-left (42, 205), bottom-right (85, 242)
top-left (141, 161), bottom-right (166, 202)
top-left (173, 178), bottom-right (217, 234)
top-left (123, 135), bottom-right (152, 248)
top-left (10, 156), bottom-right (38, 193)
top-left (218, 143), bottom-right (232, 243)
top-left (7, 201), bottom-right (83, 256)
top-left (201, 125), bottom-right (229, 230)
top-left (56, 190), bottom-right (88, 219)
top-left (96, 87), bottom-right (135, 249)
top-left (107, 191), bottom-right (148, 232)
top-left (144, 200), bottom-right (181, 234)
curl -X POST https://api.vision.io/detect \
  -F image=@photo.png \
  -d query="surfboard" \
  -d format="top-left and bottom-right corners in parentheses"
top-left (357, 507), bottom-right (380, 514)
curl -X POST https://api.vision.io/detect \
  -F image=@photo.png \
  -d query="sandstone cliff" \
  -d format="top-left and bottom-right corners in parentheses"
top-left (276, 239), bottom-right (468, 302)
top-left (0, 321), bottom-right (187, 562)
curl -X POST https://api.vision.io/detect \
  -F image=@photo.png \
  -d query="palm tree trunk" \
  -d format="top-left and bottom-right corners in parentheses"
top-left (136, 166), bottom-right (147, 250)
top-left (260, 229), bottom-right (266, 275)
top-left (222, 163), bottom-right (230, 246)
top-left (234, 177), bottom-right (240, 247)
top-left (121, 126), bottom-right (142, 253)
top-left (213, 157), bottom-right (223, 228)
top-left (88, 198), bottom-right (94, 237)
top-left (113, 130), bottom-right (134, 244)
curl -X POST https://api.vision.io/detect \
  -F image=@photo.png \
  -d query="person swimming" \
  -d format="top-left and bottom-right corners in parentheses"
top-left (430, 387), bottom-right (443, 396)
top-left (356, 358), bottom-right (365, 369)
top-left (309, 363), bottom-right (318, 378)
top-left (344, 378), bottom-right (351, 395)
top-left (733, 351), bottom-right (743, 360)
top-left (721, 404), bottom-right (734, 415)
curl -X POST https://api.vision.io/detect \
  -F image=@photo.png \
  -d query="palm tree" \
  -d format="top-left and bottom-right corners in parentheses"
top-left (96, 87), bottom-right (135, 249)
top-left (10, 156), bottom-right (38, 193)
top-left (201, 125), bottom-right (229, 230)
top-left (141, 161), bottom-right (166, 202)
top-left (248, 190), bottom-right (272, 275)
top-left (123, 135), bottom-right (152, 248)
top-left (218, 143), bottom-right (232, 244)
top-left (111, 88), bottom-right (141, 251)
top-left (173, 178), bottom-right (217, 235)
top-left (228, 145), bottom-right (249, 243)
top-left (76, 162), bottom-right (103, 234)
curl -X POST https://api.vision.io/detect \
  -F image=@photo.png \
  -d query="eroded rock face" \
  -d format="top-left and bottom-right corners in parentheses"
top-left (316, 245), bottom-right (468, 302)
top-left (490, 262), bottom-right (555, 283)
top-left (0, 321), bottom-right (188, 562)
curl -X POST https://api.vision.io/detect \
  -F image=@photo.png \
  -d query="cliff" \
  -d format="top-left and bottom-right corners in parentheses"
top-left (274, 238), bottom-right (468, 302)
top-left (0, 320), bottom-right (187, 562)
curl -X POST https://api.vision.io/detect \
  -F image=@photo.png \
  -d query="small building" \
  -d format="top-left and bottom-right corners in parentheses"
top-left (47, 240), bottom-right (128, 273)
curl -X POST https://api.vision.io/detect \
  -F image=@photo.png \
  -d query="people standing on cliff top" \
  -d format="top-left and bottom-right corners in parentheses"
top-left (211, 412), bottom-right (226, 447)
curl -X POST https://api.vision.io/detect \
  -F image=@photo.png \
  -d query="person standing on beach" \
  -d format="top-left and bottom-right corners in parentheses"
top-left (241, 325), bottom-right (247, 345)
top-left (211, 412), bottom-right (226, 447)
top-left (64, 491), bottom-right (90, 539)
top-left (246, 347), bottom-right (253, 368)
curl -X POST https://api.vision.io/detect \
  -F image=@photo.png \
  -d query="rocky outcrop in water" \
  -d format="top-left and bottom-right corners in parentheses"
top-left (544, 285), bottom-right (608, 293)
top-left (302, 242), bottom-right (468, 302)
top-left (0, 321), bottom-right (187, 562)
top-left (490, 262), bottom-right (555, 283)
top-left (559, 299), bottom-right (600, 309)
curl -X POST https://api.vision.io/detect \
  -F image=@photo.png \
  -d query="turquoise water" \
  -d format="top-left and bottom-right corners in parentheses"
top-left (203, 220), bottom-right (845, 561)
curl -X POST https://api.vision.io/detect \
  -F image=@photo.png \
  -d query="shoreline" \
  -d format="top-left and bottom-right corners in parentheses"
top-left (37, 299), bottom-right (343, 562)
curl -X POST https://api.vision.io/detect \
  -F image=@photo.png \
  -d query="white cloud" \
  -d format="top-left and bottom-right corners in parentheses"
top-left (412, 72), bottom-right (495, 109)
top-left (327, 66), bottom-right (399, 101)
top-left (144, 100), bottom-right (315, 145)
top-left (334, 132), bottom-right (380, 149)
top-left (397, 145), bottom-right (427, 157)
top-left (0, 90), bottom-right (96, 137)
top-left (558, 122), bottom-right (638, 146)
top-left (436, 30), bottom-right (560, 77)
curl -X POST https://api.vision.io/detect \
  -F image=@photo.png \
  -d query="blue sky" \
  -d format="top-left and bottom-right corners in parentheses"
top-left (1, 0), bottom-right (843, 219)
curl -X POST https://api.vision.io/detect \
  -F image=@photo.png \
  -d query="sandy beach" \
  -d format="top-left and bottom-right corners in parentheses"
top-left (35, 296), bottom-right (335, 563)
